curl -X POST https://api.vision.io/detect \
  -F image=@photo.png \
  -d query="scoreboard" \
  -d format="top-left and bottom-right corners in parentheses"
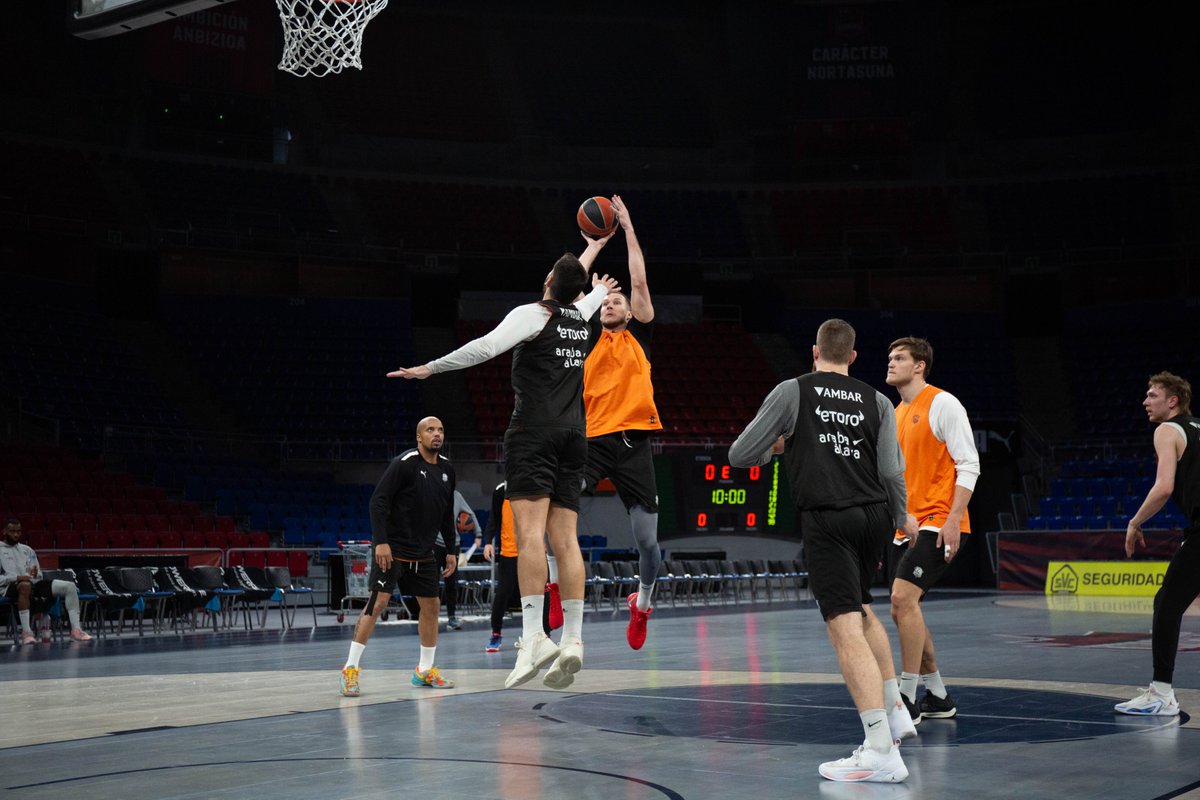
top-left (676, 452), bottom-right (786, 535)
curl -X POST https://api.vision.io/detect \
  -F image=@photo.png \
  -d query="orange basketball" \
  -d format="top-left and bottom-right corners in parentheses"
top-left (577, 196), bottom-right (618, 237)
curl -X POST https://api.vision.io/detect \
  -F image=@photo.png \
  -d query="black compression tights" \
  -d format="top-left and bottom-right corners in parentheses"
top-left (1152, 535), bottom-right (1200, 684)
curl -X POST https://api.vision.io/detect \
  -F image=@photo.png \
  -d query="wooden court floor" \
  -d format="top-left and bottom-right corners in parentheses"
top-left (2, 591), bottom-right (1198, 799)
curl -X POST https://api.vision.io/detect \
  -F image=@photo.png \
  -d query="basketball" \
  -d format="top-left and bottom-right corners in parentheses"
top-left (577, 196), bottom-right (618, 237)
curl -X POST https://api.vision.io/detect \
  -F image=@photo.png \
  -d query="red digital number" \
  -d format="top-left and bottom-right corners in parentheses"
top-left (746, 512), bottom-right (757, 527)
top-left (721, 465), bottom-right (731, 479)
top-left (704, 464), bottom-right (715, 481)
top-left (697, 512), bottom-right (708, 527)
top-left (749, 466), bottom-right (760, 481)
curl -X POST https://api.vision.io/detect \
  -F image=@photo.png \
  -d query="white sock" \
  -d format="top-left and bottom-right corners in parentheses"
top-left (637, 583), bottom-right (654, 611)
top-left (860, 708), bottom-right (892, 753)
top-left (37, 613), bottom-right (50, 633)
top-left (1151, 680), bottom-right (1174, 696)
top-left (19, 610), bottom-right (30, 631)
top-left (521, 594), bottom-right (545, 639)
top-left (53, 580), bottom-right (83, 629)
top-left (546, 554), bottom-right (559, 584)
top-left (921, 670), bottom-right (947, 699)
top-left (883, 677), bottom-right (901, 709)
top-left (345, 641), bottom-right (366, 669)
top-left (418, 645), bottom-right (436, 672)
top-left (899, 672), bottom-right (919, 703)
top-left (561, 599), bottom-right (584, 643)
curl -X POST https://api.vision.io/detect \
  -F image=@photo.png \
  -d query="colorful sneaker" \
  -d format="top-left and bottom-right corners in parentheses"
top-left (19, 630), bottom-right (36, 646)
top-left (543, 638), bottom-right (583, 690)
top-left (340, 666), bottom-right (361, 697)
top-left (547, 582), bottom-right (563, 631)
top-left (486, 633), bottom-right (503, 652)
top-left (447, 617), bottom-right (462, 631)
top-left (888, 698), bottom-right (918, 741)
top-left (902, 695), bottom-right (922, 725)
top-left (412, 666), bottom-right (455, 689)
top-left (505, 632), bottom-right (559, 688)
top-left (819, 741), bottom-right (908, 783)
top-left (626, 592), bottom-right (652, 650)
top-left (69, 628), bottom-right (94, 642)
top-left (1115, 686), bottom-right (1180, 716)
top-left (918, 691), bottom-right (957, 719)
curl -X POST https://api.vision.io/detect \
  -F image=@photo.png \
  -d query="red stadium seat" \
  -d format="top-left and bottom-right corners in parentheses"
top-left (71, 512), bottom-right (98, 530)
top-left (108, 530), bottom-right (134, 550)
top-left (132, 530), bottom-right (158, 549)
top-left (181, 531), bottom-right (206, 549)
top-left (192, 516), bottom-right (215, 533)
top-left (81, 530), bottom-right (108, 549)
top-left (145, 514), bottom-right (170, 532)
top-left (170, 514), bottom-right (192, 531)
top-left (156, 531), bottom-right (182, 549)
top-left (122, 513), bottom-right (148, 531)
top-left (288, 549), bottom-right (310, 578)
top-left (55, 530), bottom-right (82, 550)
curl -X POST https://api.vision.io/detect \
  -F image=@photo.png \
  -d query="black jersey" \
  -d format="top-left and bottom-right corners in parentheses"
top-left (1164, 414), bottom-right (1200, 531)
top-left (783, 372), bottom-right (890, 512)
top-left (369, 449), bottom-right (457, 560)
top-left (510, 300), bottom-right (591, 430)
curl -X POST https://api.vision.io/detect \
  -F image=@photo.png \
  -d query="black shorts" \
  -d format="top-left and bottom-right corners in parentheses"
top-left (583, 429), bottom-right (659, 512)
top-left (893, 530), bottom-right (959, 593)
top-left (503, 426), bottom-right (587, 512)
top-left (802, 502), bottom-right (892, 621)
top-left (5, 580), bottom-right (53, 602)
top-left (367, 556), bottom-right (440, 598)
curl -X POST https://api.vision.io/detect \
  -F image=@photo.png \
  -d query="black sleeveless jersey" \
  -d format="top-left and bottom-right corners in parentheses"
top-left (783, 372), bottom-right (889, 511)
top-left (1164, 414), bottom-right (1200, 531)
top-left (510, 300), bottom-right (591, 430)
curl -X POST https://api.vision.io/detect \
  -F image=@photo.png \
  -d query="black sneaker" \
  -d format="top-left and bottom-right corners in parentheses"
top-left (918, 691), bottom-right (957, 719)
top-left (903, 694), bottom-right (923, 725)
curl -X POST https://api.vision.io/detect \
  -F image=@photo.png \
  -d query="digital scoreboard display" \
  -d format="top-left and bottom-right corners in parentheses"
top-left (680, 453), bottom-right (783, 534)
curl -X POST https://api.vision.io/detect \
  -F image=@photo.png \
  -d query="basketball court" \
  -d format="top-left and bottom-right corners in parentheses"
top-left (3, 591), bottom-right (1198, 799)
top-left (1, 3), bottom-right (1195, 798)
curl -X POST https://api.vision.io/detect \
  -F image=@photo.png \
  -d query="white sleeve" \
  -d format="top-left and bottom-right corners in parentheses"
top-left (426, 303), bottom-right (549, 374)
top-left (929, 392), bottom-right (981, 492)
top-left (573, 283), bottom-right (608, 319)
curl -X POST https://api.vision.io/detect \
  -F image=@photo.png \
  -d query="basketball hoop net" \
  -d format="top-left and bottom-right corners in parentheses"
top-left (275, 0), bottom-right (389, 78)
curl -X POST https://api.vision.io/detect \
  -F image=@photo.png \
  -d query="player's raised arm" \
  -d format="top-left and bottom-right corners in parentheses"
top-left (387, 303), bottom-right (549, 379)
top-left (612, 195), bottom-right (653, 324)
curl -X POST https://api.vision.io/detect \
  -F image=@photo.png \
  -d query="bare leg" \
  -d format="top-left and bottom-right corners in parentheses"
top-left (827, 611), bottom-right (885, 712)
top-left (890, 578), bottom-right (928, 675)
top-left (920, 630), bottom-right (939, 674)
top-left (545, 505), bottom-right (583, 601)
top-left (352, 591), bottom-right (388, 645)
top-left (416, 596), bottom-right (440, 648)
top-left (862, 605), bottom-right (898, 682)
top-left (510, 496), bottom-right (552, 597)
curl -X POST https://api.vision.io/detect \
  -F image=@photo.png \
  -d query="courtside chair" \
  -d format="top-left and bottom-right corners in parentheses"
top-left (263, 566), bottom-right (317, 629)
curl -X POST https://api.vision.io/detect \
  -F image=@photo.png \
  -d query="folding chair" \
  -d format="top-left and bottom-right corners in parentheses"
top-left (192, 565), bottom-right (251, 630)
top-left (264, 566), bottom-right (317, 629)
top-left (76, 569), bottom-right (136, 639)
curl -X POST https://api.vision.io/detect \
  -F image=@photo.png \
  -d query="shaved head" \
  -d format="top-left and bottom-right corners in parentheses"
top-left (416, 416), bottom-right (442, 435)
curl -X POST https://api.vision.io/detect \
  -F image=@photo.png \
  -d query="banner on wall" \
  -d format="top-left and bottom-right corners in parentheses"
top-left (1045, 560), bottom-right (1168, 597)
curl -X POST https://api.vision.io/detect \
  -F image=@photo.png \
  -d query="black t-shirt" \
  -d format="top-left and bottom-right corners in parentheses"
top-left (510, 300), bottom-right (591, 430)
top-left (369, 449), bottom-right (457, 559)
top-left (783, 372), bottom-right (889, 512)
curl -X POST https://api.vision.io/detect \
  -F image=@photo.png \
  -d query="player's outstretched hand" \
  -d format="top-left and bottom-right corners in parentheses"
top-left (580, 228), bottom-right (617, 245)
top-left (388, 365), bottom-right (432, 380)
top-left (612, 194), bottom-right (633, 233)
top-left (592, 273), bottom-right (620, 293)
